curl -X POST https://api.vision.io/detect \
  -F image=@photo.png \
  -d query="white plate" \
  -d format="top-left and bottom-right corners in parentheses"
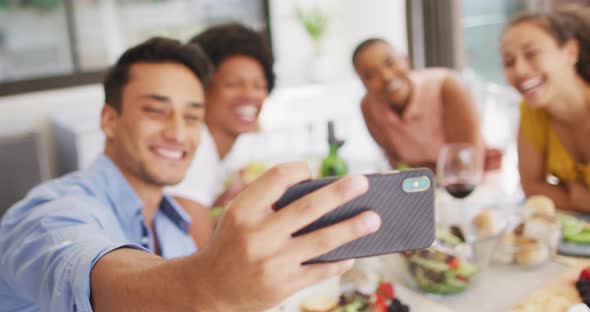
top-left (274, 276), bottom-right (453, 312)
top-left (569, 303), bottom-right (590, 312)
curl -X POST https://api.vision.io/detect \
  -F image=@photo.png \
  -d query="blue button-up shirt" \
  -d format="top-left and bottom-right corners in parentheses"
top-left (0, 155), bottom-right (197, 312)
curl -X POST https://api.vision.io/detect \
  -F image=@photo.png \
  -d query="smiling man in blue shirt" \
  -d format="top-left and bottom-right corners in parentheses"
top-left (0, 38), bottom-right (381, 311)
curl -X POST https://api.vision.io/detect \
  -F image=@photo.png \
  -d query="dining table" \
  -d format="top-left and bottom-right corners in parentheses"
top-left (246, 80), bottom-right (583, 310)
top-left (276, 159), bottom-right (590, 312)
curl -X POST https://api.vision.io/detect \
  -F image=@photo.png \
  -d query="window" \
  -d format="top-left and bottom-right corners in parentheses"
top-left (72, 0), bottom-right (267, 71)
top-left (460, 0), bottom-right (590, 84)
top-left (0, 0), bottom-right (270, 96)
top-left (460, 0), bottom-right (532, 84)
top-left (0, 0), bottom-right (73, 82)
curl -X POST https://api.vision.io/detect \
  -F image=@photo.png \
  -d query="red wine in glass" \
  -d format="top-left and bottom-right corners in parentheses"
top-left (445, 182), bottom-right (476, 199)
top-left (437, 143), bottom-right (483, 200)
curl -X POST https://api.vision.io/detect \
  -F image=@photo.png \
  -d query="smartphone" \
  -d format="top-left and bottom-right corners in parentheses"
top-left (275, 169), bottom-right (435, 264)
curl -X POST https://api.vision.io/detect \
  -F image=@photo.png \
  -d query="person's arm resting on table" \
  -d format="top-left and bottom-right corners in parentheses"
top-left (518, 129), bottom-right (590, 212)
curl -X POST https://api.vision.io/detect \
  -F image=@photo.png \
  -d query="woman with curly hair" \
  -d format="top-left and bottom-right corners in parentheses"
top-left (501, 5), bottom-right (590, 211)
top-left (168, 23), bottom-right (275, 244)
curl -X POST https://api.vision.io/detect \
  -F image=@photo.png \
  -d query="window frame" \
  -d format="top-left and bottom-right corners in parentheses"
top-left (406, 0), bottom-right (462, 70)
top-left (407, 0), bottom-right (575, 74)
top-left (0, 0), bottom-right (272, 97)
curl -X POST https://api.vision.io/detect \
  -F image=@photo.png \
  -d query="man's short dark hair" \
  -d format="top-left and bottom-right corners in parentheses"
top-left (352, 38), bottom-right (388, 68)
top-left (190, 23), bottom-right (275, 92)
top-left (103, 37), bottom-right (213, 111)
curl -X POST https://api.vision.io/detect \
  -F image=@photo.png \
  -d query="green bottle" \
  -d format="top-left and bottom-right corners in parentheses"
top-left (320, 121), bottom-right (348, 177)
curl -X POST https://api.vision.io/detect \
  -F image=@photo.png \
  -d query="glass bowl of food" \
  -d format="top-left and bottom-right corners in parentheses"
top-left (492, 195), bottom-right (561, 268)
top-left (401, 226), bottom-right (478, 295)
top-left (492, 222), bottom-right (558, 268)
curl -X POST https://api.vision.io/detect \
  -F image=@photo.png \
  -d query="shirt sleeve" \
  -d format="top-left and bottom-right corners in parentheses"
top-left (0, 195), bottom-right (147, 312)
top-left (519, 101), bottom-right (548, 154)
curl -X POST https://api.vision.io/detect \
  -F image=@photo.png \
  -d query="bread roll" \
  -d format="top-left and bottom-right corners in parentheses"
top-left (300, 296), bottom-right (338, 312)
top-left (472, 208), bottom-right (501, 238)
top-left (515, 238), bottom-right (549, 267)
top-left (493, 232), bottom-right (516, 264)
top-left (523, 195), bottom-right (556, 219)
top-left (523, 216), bottom-right (560, 244)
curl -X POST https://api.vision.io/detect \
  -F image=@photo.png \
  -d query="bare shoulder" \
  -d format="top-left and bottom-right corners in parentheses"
top-left (440, 70), bottom-right (474, 109)
top-left (416, 67), bottom-right (458, 81)
top-left (360, 93), bottom-right (373, 116)
top-left (360, 93), bottom-right (369, 107)
top-left (441, 70), bottom-right (467, 91)
top-left (438, 69), bottom-right (480, 143)
top-left (178, 198), bottom-right (210, 217)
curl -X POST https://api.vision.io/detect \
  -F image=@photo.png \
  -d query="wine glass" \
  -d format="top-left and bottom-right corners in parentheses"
top-left (437, 143), bottom-right (483, 200)
top-left (438, 143), bottom-right (499, 270)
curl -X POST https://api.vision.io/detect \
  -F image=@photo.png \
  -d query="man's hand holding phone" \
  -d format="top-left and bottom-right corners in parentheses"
top-left (193, 162), bottom-right (381, 312)
top-left (275, 168), bottom-right (435, 263)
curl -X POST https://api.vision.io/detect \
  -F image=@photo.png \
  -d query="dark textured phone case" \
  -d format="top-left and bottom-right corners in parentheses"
top-left (275, 169), bottom-right (435, 264)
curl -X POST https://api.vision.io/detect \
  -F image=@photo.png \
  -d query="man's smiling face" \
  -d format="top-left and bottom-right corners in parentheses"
top-left (101, 62), bottom-right (205, 187)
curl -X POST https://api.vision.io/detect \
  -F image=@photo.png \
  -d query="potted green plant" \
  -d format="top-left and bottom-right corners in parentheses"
top-left (295, 5), bottom-right (330, 82)
top-left (295, 5), bottom-right (328, 56)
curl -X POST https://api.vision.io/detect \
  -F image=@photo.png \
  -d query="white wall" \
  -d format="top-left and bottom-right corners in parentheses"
top-left (269, 0), bottom-right (407, 86)
top-left (0, 84), bottom-right (102, 134)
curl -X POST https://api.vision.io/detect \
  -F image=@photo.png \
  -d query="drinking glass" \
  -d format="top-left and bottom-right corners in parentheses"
top-left (437, 143), bottom-right (483, 199)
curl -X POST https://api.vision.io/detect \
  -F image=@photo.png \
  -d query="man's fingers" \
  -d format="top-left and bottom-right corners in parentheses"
top-left (263, 175), bottom-right (369, 237)
top-left (285, 259), bottom-right (357, 293)
top-left (277, 211), bottom-right (380, 295)
top-left (282, 211), bottom-right (381, 264)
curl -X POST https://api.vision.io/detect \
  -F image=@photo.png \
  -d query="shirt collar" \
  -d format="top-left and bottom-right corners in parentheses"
top-left (161, 195), bottom-right (192, 233)
top-left (85, 154), bottom-right (191, 234)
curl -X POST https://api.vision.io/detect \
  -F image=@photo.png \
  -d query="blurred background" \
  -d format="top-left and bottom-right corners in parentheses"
top-left (0, 0), bottom-right (588, 213)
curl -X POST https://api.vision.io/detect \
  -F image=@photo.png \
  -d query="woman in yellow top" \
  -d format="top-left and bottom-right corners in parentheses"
top-left (501, 5), bottom-right (590, 212)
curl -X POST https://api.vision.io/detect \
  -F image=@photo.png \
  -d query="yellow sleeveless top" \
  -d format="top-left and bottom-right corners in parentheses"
top-left (520, 102), bottom-right (590, 187)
